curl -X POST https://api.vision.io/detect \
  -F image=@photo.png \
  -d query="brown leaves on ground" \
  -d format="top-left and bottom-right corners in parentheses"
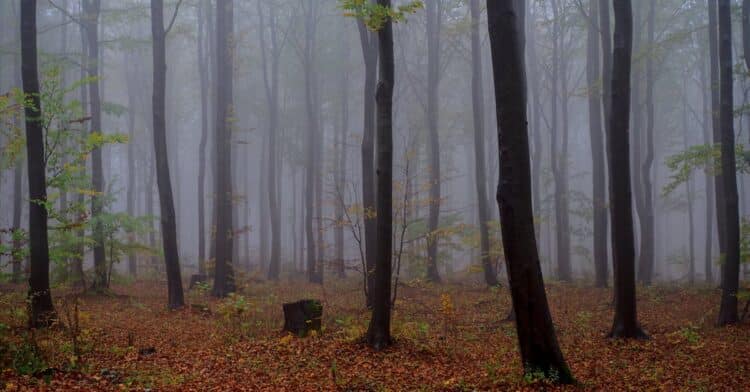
top-left (1, 280), bottom-right (748, 391)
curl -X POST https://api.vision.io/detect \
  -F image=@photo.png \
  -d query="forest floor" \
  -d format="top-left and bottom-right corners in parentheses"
top-left (1, 277), bottom-right (749, 391)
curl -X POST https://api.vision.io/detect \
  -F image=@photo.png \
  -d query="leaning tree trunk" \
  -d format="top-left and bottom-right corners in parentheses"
top-left (487, 0), bottom-right (574, 383)
top-left (212, 0), bottom-right (236, 298)
top-left (717, 0), bottom-right (740, 326)
top-left (586, 0), bottom-right (608, 288)
top-left (607, 0), bottom-right (647, 340)
top-left (367, 0), bottom-right (395, 351)
top-left (470, 0), bottom-right (498, 287)
top-left (151, 0), bottom-right (185, 309)
top-left (21, 0), bottom-right (57, 328)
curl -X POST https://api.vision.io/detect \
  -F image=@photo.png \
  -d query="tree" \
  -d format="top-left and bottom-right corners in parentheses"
top-left (425, 0), bottom-right (443, 283)
top-left (606, 0), bottom-right (647, 339)
top-left (487, 0), bottom-right (573, 383)
top-left (717, 0), bottom-right (740, 326)
top-left (470, 0), bottom-right (498, 287)
top-left (362, 0), bottom-right (404, 351)
top-left (258, 0), bottom-right (283, 281)
top-left (212, 0), bottom-right (236, 298)
top-left (708, 0), bottom-right (726, 273)
top-left (197, 0), bottom-right (209, 276)
top-left (585, 0), bottom-right (608, 288)
top-left (302, 1), bottom-right (322, 284)
top-left (356, 9), bottom-right (378, 306)
top-left (151, 0), bottom-right (185, 309)
top-left (21, 0), bottom-right (56, 328)
top-left (81, 0), bottom-right (107, 291)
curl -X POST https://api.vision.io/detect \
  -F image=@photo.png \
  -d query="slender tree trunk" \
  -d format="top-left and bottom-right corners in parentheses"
top-left (709, 0), bottom-right (726, 265)
top-left (126, 53), bottom-right (138, 278)
top-left (151, 0), bottom-right (185, 309)
top-left (367, 0), bottom-right (395, 351)
top-left (636, 0), bottom-right (656, 285)
top-left (700, 39), bottom-right (714, 283)
top-left (487, 0), bottom-right (573, 382)
top-left (303, 2), bottom-right (322, 284)
top-left (586, 0), bottom-right (608, 288)
top-left (682, 81), bottom-right (695, 285)
top-left (212, 0), bottom-right (235, 298)
top-left (607, 0), bottom-right (647, 339)
top-left (259, 3), bottom-right (282, 280)
top-left (21, 0), bottom-right (57, 328)
top-left (470, 0), bottom-right (498, 287)
top-left (357, 17), bottom-right (377, 305)
top-left (197, 0), bottom-right (208, 276)
top-left (717, 0), bottom-right (740, 326)
top-left (334, 22), bottom-right (350, 279)
top-left (527, 2), bottom-right (542, 227)
top-left (743, 0), bottom-right (750, 73)
top-left (12, 160), bottom-right (23, 284)
top-left (425, 0), bottom-right (443, 283)
top-left (82, 0), bottom-right (107, 291)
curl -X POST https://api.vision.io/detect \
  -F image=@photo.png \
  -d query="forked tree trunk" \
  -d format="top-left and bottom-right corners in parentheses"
top-left (487, 0), bottom-right (573, 383)
top-left (21, 0), bottom-right (57, 328)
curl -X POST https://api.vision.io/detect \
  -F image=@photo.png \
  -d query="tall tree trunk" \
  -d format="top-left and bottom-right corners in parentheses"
top-left (259, 2), bottom-right (282, 280)
top-left (487, 0), bottom-right (574, 382)
top-left (356, 17), bottom-right (377, 306)
top-left (528, 2), bottom-right (543, 237)
top-left (303, 2), bottom-right (322, 284)
top-left (717, 0), bottom-right (740, 326)
top-left (743, 0), bottom-right (750, 74)
top-left (607, 0), bottom-right (647, 339)
top-left (682, 81), bottom-right (695, 285)
top-left (197, 0), bottom-right (209, 276)
top-left (425, 0), bottom-right (442, 283)
top-left (709, 0), bottom-right (726, 265)
top-left (151, 0), bottom-right (185, 309)
top-left (82, 0), bottom-right (107, 291)
top-left (586, 0), bottom-right (608, 288)
top-left (470, 0), bottom-right (498, 287)
top-left (334, 20), bottom-right (350, 279)
top-left (126, 53), bottom-right (138, 278)
top-left (700, 37), bottom-right (714, 283)
top-left (21, 0), bottom-right (57, 328)
top-left (212, 0), bottom-right (236, 298)
top-left (636, 0), bottom-right (656, 285)
top-left (367, 0), bottom-right (395, 351)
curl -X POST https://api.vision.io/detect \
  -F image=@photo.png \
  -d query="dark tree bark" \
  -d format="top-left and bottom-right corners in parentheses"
top-left (425, 0), bottom-right (443, 283)
top-left (258, 2), bottom-right (282, 281)
top-left (470, 0), bottom-right (498, 287)
top-left (212, 0), bottom-right (236, 298)
top-left (82, 0), bottom-right (107, 291)
top-left (636, 0), bottom-right (656, 286)
top-left (151, 0), bottom-right (185, 309)
top-left (527, 2), bottom-right (542, 222)
top-left (197, 0), bottom-right (209, 276)
top-left (607, 0), bottom-right (647, 340)
top-left (708, 0), bottom-right (726, 265)
top-left (303, 2), bottom-right (322, 284)
top-left (717, 0), bottom-right (740, 326)
top-left (586, 0), bottom-right (608, 288)
top-left (356, 16), bottom-right (378, 306)
top-left (743, 0), bottom-right (750, 73)
top-left (21, 0), bottom-right (56, 328)
top-left (366, 0), bottom-right (395, 351)
top-left (487, 0), bottom-right (573, 383)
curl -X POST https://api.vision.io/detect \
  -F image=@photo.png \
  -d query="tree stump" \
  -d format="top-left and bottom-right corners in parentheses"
top-left (283, 299), bottom-right (322, 337)
top-left (188, 274), bottom-right (207, 289)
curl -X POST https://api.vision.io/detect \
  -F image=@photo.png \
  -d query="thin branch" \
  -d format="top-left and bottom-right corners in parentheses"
top-left (165, 0), bottom-right (185, 36)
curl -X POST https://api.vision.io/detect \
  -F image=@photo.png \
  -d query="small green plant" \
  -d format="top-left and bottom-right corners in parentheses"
top-left (679, 324), bottom-right (701, 345)
top-left (11, 334), bottom-right (47, 376)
